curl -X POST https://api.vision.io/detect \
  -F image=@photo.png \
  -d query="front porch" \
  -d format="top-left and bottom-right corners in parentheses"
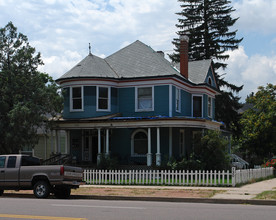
top-left (49, 116), bottom-right (222, 167)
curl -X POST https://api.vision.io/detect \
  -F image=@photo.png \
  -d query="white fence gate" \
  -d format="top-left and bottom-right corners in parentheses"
top-left (83, 167), bottom-right (274, 187)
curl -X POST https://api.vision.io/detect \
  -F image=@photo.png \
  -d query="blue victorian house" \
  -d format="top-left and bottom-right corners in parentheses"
top-left (53, 36), bottom-right (221, 166)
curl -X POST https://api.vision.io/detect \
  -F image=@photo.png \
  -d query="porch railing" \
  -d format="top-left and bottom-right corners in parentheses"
top-left (83, 167), bottom-right (274, 187)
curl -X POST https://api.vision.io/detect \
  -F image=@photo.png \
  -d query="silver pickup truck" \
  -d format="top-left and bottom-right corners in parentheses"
top-left (0, 154), bottom-right (84, 199)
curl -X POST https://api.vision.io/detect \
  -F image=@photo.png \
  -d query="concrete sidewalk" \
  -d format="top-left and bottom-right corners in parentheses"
top-left (213, 177), bottom-right (276, 200)
top-left (80, 178), bottom-right (276, 205)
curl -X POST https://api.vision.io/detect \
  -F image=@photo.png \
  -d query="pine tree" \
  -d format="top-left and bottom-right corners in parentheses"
top-left (170, 0), bottom-right (243, 135)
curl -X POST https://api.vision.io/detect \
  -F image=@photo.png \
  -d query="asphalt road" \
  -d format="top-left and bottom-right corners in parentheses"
top-left (0, 196), bottom-right (276, 220)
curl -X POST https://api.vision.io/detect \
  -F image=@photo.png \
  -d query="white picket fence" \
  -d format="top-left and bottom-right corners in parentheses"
top-left (83, 167), bottom-right (274, 187)
top-left (233, 167), bottom-right (274, 185)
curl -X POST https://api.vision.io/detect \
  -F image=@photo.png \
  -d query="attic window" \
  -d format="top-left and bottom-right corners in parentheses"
top-left (208, 77), bottom-right (212, 85)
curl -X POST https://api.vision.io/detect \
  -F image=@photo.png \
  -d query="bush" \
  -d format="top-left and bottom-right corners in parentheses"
top-left (97, 154), bottom-right (119, 170)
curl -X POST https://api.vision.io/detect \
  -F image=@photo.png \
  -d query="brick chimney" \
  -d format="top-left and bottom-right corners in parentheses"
top-left (179, 35), bottom-right (189, 79)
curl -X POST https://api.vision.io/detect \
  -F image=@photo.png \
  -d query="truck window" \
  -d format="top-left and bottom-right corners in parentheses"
top-left (7, 156), bottom-right (16, 168)
top-left (21, 156), bottom-right (41, 166)
top-left (0, 156), bottom-right (5, 168)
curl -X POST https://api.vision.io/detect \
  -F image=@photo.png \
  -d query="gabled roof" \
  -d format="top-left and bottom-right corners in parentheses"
top-left (57, 40), bottom-right (213, 86)
top-left (174, 59), bottom-right (212, 84)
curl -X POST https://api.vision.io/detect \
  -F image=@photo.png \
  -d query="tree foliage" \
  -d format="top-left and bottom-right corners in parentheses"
top-left (0, 22), bottom-right (63, 154)
top-left (239, 84), bottom-right (276, 164)
top-left (170, 0), bottom-right (243, 136)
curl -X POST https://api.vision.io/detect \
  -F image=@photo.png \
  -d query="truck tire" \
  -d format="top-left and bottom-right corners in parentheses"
top-left (54, 187), bottom-right (71, 199)
top-left (0, 189), bottom-right (3, 196)
top-left (33, 181), bottom-right (50, 198)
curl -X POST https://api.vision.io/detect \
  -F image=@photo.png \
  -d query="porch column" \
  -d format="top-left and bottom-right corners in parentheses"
top-left (147, 128), bottom-right (152, 166)
top-left (156, 127), bottom-right (161, 166)
top-left (65, 130), bottom-right (70, 154)
top-left (55, 130), bottom-right (59, 153)
top-left (106, 129), bottom-right (109, 156)
top-left (169, 127), bottom-right (172, 158)
top-left (97, 128), bottom-right (101, 165)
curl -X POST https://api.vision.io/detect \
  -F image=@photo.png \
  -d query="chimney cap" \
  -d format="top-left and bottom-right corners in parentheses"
top-left (180, 35), bottom-right (189, 42)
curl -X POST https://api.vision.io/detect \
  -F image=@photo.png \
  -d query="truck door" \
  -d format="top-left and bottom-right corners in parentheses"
top-left (5, 156), bottom-right (19, 187)
top-left (0, 156), bottom-right (6, 186)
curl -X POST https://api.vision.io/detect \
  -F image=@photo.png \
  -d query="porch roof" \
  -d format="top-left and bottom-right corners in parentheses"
top-left (52, 115), bottom-right (222, 131)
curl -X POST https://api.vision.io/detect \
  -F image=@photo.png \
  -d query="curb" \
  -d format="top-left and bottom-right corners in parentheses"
top-left (70, 195), bottom-right (276, 206)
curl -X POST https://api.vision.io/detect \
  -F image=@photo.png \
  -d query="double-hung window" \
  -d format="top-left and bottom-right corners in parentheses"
top-left (136, 86), bottom-right (154, 111)
top-left (97, 86), bottom-right (110, 111)
top-left (70, 86), bottom-right (83, 111)
top-left (176, 87), bottom-right (181, 112)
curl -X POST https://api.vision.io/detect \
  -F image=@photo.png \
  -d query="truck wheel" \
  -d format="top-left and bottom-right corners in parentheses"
top-left (0, 190), bottom-right (3, 196)
top-left (33, 181), bottom-right (50, 198)
top-left (54, 187), bottom-right (71, 199)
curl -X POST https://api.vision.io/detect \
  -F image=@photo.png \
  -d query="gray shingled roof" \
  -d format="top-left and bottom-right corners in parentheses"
top-left (105, 40), bottom-right (180, 78)
top-left (58, 53), bottom-right (118, 79)
top-left (174, 59), bottom-right (212, 84)
top-left (57, 40), bottom-right (212, 85)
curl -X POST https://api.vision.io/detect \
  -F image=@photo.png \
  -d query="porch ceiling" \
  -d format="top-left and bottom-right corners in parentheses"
top-left (52, 117), bottom-right (222, 131)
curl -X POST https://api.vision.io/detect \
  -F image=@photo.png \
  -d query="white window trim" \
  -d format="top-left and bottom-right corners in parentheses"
top-left (135, 86), bottom-right (154, 112)
top-left (208, 96), bottom-right (212, 118)
top-left (96, 86), bottom-right (111, 112)
top-left (70, 86), bottom-right (84, 112)
top-left (131, 129), bottom-right (148, 157)
top-left (192, 94), bottom-right (203, 117)
top-left (175, 87), bottom-right (181, 113)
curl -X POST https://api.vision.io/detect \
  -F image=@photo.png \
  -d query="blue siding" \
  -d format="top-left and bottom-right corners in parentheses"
top-left (118, 86), bottom-right (169, 117)
top-left (63, 86), bottom-right (118, 119)
top-left (205, 67), bottom-right (217, 88)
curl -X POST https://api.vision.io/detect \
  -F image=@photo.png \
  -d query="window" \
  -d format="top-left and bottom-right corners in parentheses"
top-left (7, 156), bottom-right (16, 168)
top-left (21, 156), bottom-right (40, 166)
top-left (70, 86), bottom-right (83, 111)
top-left (208, 96), bottom-right (212, 118)
top-left (97, 86), bottom-right (110, 111)
top-left (208, 77), bottom-right (212, 85)
top-left (176, 87), bottom-right (181, 112)
top-left (131, 129), bottom-right (148, 156)
top-left (0, 156), bottom-right (6, 168)
top-left (136, 87), bottom-right (154, 111)
top-left (192, 95), bottom-right (202, 117)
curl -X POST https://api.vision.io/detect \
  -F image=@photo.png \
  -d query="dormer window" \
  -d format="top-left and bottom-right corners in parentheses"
top-left (208, 77), bottom-right (212, 85)
top-left (70, 86), bottom-right (83, 111)
top-left (135, 86), bottom-right (154, 112)
top-left (97, 86), bottom-right (110, 111)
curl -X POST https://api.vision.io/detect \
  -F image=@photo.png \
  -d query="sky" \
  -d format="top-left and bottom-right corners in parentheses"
top-left (0, 0), bottom-right (275, 102)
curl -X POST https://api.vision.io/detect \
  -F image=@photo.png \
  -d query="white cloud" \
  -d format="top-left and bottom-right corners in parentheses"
top-left (221, 46), bottom-right (276, 101)
top-left (233, 0), bottom-right (276, 34)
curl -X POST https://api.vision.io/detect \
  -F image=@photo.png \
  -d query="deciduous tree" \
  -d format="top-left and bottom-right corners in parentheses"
top-left (0, 22), bottom-right (63, 154)
top-left (239, 84), bottom-right (276, 164)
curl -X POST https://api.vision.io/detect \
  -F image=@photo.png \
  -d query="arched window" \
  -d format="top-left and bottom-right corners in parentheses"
top-left (208, 77), bottom-right (212, 85)
top-left (131, 129), bottom-right (148, 156)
